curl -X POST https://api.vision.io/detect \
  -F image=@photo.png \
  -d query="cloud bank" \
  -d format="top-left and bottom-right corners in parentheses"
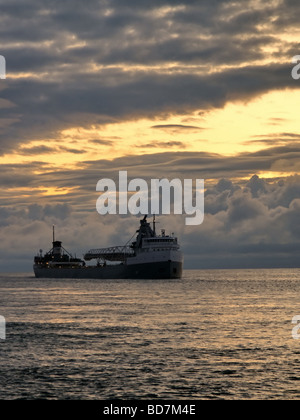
top-left (1, 172), bottom-right (299, 271)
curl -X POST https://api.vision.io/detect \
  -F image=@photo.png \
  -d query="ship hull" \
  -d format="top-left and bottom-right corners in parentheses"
top-left (33, 260), bottom-right (182, 279)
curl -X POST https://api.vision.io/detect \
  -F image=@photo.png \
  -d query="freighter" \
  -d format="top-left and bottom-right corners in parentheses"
top-left (33, 216), bottom-right (183, 279)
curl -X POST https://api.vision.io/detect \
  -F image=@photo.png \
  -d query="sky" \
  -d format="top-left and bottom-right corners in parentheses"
top-left (0, 0), bottom-right (300, 271)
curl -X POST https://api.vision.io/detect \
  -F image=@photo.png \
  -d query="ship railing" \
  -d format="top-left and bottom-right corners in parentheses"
top-left (84, 245), bottom-right (135, 261)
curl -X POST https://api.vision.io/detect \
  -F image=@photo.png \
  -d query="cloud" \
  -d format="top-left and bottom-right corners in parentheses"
top-left (58, 146), bottom-right (86, 154)
top-left (183, 174), bottom-right (300, 268)
top-left (88, 139), bottom-right (115, 146)
top-left (27, 203), bottom-right (72, 220)
top-left (1, 174), bottom-right (300, 271)
top-left (16, 145), bottom-right (86, 155)
top-left (246, 132), bottom-right (300, 146)
top-left (151, 124), bottom-right (203, 134)
top-left (0, 0), bottom-right (299, 153)
top-left (18, 145), bottom-right (56, 155)
top-left (137, 140), bottom-right (187, 149)
top-left (1, 62), bottom-right (294, 155)
top-left (1, 144), bottom-right (300, 209)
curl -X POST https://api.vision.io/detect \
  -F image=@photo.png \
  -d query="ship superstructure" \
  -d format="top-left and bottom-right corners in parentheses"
top-left (34, 226), bottom-right (85, 270)
top-left (33, 216), bottom-right (183, 279)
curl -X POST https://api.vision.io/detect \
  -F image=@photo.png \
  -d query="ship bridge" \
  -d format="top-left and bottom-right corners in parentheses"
top-left (84, 245), bottom-right (135, 262)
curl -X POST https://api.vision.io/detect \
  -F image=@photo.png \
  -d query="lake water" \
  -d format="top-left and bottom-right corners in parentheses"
top-left (0, 268), bottom-right (300, 400)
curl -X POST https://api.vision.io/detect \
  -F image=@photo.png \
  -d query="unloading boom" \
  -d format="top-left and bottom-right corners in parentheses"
top-left (84, 245), bottom-right (135, 261)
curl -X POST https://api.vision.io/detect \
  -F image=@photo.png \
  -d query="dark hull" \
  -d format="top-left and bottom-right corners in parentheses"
top-left (33, 260), bottom-right (182, 279)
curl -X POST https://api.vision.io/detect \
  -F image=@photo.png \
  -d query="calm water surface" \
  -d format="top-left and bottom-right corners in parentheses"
top-left (0, 268), bottom-right (300, 399)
